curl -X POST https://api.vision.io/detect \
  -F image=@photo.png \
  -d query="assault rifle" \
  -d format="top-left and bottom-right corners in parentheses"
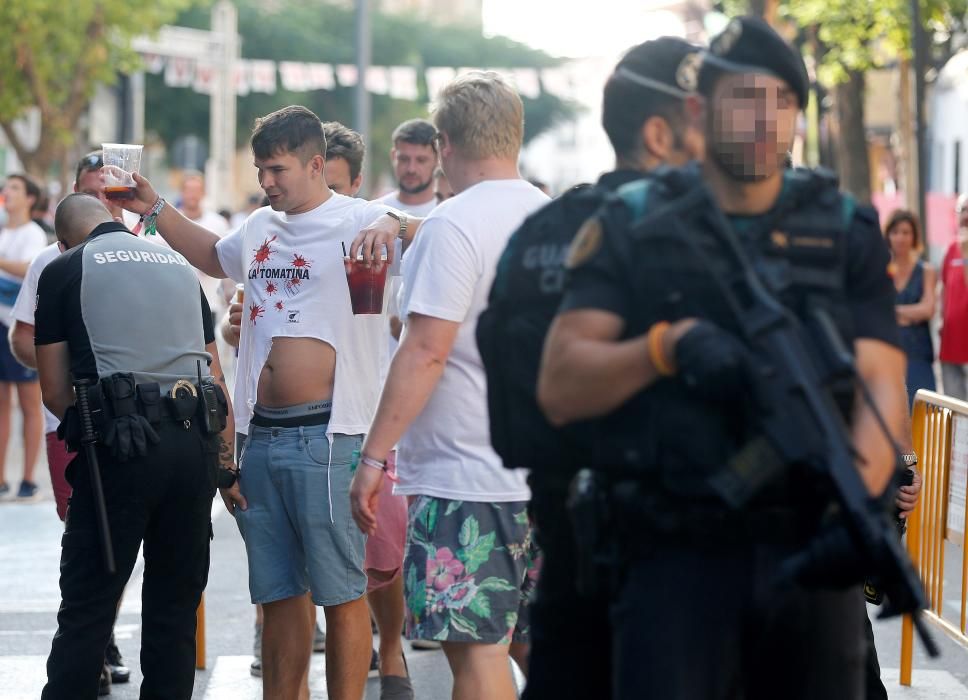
top-left (628, 176), bottom-right (937, 655)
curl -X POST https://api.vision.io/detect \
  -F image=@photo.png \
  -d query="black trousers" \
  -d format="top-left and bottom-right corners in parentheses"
top-left (864, 610), bottom-right (888, 700)
top-left (42, 422), bottom-right (216, 700)
top-left (612, 540), bottom-right (866, 700)
top-left (522, 480), bottom-right (612, 700)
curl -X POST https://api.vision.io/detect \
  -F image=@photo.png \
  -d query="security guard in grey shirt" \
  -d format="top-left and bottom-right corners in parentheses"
top-left (35, 194), bottom-right (236, 700)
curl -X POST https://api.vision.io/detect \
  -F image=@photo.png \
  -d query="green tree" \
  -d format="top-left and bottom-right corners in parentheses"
top-left (146, 0), bottom-right (576, 190)
top-left (0, 0), bottom-right (198, 181)
top-left (719, 0), bottom-right (968, 202)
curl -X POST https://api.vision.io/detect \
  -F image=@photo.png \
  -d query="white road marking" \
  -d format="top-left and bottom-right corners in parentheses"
top-left (202, 654), bottom-right (330, 699)
top-left (0, 656), bottom-right (48, 699)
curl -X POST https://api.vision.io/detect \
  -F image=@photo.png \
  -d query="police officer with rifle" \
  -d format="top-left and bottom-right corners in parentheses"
top-left (35, 193), bottom-right (237, 699)
top-left (539, 16), bottom-right (933, 699)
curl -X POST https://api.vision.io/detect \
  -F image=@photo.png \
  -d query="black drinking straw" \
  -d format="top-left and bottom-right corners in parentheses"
top-left (342, 241), bottom-right (348, 258)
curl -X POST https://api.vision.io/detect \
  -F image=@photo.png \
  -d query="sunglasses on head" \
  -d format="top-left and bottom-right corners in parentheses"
top-left (79, 154), bottom-right (103, 170)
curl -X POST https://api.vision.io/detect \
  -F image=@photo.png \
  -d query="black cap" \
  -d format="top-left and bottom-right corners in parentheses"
top-left (697, 15), bottom-right (809, 110)
top-left (611, 36), bottom-right (702, 99)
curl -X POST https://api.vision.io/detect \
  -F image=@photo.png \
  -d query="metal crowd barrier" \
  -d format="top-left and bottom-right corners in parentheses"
top-left (900, 389), bottom-right (968, 684)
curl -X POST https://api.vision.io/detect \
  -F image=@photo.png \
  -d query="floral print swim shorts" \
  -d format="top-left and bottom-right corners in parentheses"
top-left (403, 496), bottom-right (541, 644)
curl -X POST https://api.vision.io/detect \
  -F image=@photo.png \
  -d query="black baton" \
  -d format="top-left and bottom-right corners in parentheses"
top-left (73, 377), bottom-right (116, 574)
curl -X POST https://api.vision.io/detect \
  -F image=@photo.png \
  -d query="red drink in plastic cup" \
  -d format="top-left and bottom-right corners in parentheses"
top-left (344, 258), bottom-right (388, 315)
top-left (104, 186), bottom-right (136, 201)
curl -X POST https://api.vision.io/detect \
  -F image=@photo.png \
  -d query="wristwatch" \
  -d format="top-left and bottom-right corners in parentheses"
top-left (901, 452), bottom-right (918, 467)
top-left (386, 210), bottom-right (409, 240)
top-left (217, 466), bottom-right (239, 488)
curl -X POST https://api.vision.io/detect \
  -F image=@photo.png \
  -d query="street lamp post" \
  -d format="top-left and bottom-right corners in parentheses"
top-left (355, 0), bottom-right (372, 196)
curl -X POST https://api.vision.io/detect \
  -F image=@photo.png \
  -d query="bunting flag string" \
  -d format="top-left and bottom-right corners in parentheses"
top-left (152, 53), bottom-right (580, 101)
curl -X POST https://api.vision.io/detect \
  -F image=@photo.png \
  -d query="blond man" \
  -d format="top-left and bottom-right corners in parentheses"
top-left (351, 73), bottom-right (548, 700)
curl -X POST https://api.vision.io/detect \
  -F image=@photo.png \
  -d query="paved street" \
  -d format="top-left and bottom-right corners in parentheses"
top-left (0, 493), bottom-right (478, 699)
top-left (0, 426), bottom-right (966, 698)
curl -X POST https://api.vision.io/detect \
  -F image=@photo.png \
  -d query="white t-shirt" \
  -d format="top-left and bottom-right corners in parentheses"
top-left (215, 196), bottom-right (395, 436)
top-left (373, 192), bottom-right (438, 219)
top-left (11, 243), bottom-right (61, 434)
top-left (373, 191), bottom-right (440, 374)
top-left (179, 209), bottom-right (229, 310)
top-left (0, 221), bottom-right (47, 321)
top-left (395, 179), bottom-right (549, 502)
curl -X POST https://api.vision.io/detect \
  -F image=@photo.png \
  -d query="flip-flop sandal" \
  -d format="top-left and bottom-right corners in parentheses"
top-left (379, 653), bottom-right (414, 700)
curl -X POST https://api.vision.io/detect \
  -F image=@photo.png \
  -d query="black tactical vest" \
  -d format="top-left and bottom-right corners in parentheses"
top-left (602, 166), bottom-right (858, 499)
top-left (478, 184), bottom-right (615, 478)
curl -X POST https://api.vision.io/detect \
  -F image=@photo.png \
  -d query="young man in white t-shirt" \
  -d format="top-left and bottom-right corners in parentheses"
top-left (0, 174), bottom-right (48, 500)
top-left (117, 105), bottom-right (414, 700)
top-left (350, 73), bottom-right (549, 700)
top-left (220, 121), bottom-right (414, 693)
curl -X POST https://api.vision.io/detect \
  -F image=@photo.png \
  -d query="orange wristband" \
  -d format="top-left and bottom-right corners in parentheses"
top-left (647, 321), bottom-right (675, 376)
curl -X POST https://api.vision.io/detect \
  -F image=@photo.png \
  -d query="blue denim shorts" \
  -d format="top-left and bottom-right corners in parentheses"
top-left (234, 424), bottom-right (367, 606)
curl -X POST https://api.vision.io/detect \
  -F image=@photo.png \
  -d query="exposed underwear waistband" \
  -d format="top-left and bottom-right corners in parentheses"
top-left (250, 400), bottom-right (332, 428)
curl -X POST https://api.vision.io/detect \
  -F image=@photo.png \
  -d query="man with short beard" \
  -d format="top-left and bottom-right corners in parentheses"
top-left (375, 119), bottom-right (440, 219)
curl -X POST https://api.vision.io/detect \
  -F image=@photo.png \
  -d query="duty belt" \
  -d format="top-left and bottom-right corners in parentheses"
top-left (609, 481), bottom-right (810, 546)
top-left (87, 379), bottom-right (199, 433)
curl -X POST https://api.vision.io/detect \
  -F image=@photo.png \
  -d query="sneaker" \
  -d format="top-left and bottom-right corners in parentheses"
top-left (104, 636), bottom-right (131, 684)
top-left (410, 639), bottom-right (441, 650)
top-left (0, 482), bottom-right (10, 499)
top-left (369, 649), bottom-right (380, 679)
top-left (98, 663), bottom-right (112, 696)
top-left (312, 623), bottom-right (326, 653)
top-left (251, 622), bottom-right (262, 678)
top-left (16, 481), bottom-right (39, 501)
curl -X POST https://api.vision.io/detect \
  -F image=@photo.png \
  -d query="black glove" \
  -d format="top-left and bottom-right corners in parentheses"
top-left (103, 415), bottom-right (160, 462)
top-left (673, 320), bottom-right (751, 402)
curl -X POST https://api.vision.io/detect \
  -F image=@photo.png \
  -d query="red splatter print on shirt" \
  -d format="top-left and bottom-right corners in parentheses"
top-left (291, 253), bottom-right (313, 269)
top-left (275, 301), bottom-right (285, 311)
top-left (250, 235), bottom-right (278, 273)
top-left (265, 281), bottom-right (278, 296)
top-left (249, 302), bottom-right (265, 325)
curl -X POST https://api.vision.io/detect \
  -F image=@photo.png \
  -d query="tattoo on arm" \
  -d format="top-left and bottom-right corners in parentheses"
top-left (217, 434), bottom-right (234, 470)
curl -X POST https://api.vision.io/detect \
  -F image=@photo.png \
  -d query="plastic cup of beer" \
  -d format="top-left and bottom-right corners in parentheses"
top-left (235, 284), bottom-right (244, 304)
top-left (101, 143), bottom-right (143, 201)
top-left (343, 255), bottom-right (388, 315)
